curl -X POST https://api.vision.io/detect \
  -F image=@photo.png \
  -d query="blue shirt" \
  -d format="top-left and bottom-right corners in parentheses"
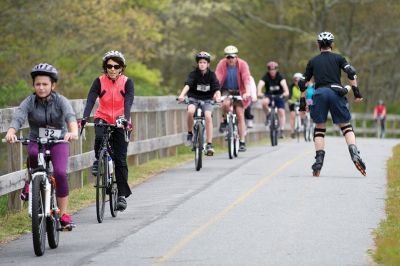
top-left (223, 66), bottom-right (238, 90)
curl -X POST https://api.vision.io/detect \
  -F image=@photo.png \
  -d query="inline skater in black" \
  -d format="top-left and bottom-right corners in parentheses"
top-left (299, 32), bottom-right (366, 176)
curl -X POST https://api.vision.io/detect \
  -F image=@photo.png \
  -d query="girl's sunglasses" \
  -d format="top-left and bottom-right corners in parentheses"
top-left (106, 64), bottom-right (122, 70)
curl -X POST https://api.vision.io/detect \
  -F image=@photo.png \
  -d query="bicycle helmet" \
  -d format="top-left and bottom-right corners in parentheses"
top-left (267, 61), bottom-right (279, 70)
top-left (30, 63), bottom-right (59, 82)
top-left (293, 72), bottom-right (303, 80)
top-left (224, 45), bottom-right (238, 56)
top-left (102, 50), bottom-right (126, 66)
top-left (195, 51), bottom-right (211, 63)
top-left (378, 99), bottom-right (384, 105)
top-left (317, 32), bottom-right (334, 48)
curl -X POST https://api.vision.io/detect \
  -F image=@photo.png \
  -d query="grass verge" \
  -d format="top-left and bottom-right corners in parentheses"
top-left (373, 144), bottom-right (400, 265)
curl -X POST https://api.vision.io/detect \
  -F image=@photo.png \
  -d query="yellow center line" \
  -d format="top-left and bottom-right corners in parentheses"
top-left (153, 149), bottom-right (313, 266)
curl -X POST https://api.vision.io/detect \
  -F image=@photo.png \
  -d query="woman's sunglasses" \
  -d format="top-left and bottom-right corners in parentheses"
top-left (106, 64), bottom-right (122, 70)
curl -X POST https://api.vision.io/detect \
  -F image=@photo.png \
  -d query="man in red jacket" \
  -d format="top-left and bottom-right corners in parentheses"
top-left (216, 45), bottom-right (251, 152)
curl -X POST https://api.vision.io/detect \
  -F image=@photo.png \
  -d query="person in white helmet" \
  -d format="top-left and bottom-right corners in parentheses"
top-left (215, 45), bottom-right (252, 152)
top-left (298, 32), bottom-right (366, 177)
top-left (288, 72), bottom-right (304, 138)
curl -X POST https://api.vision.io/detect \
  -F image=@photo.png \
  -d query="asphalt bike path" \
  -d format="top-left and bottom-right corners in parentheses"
top-left (0, 137), bottom-right (398, 266)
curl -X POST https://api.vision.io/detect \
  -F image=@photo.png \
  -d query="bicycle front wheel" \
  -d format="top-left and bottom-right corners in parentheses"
top-left (227, 120), bottom-right (234, 159)
top-left (31, 175), bottom-right (46, 256)
top-left (96, 150), bottom-right (108, 223)
top-left (194, 123), bottom-right (203, 171)
top-left (47, 184), bottom-right (59, 249)
top-left (109, 178), bottom-right (118, 217)
top-left (233, 124), bottom-right (239, 157)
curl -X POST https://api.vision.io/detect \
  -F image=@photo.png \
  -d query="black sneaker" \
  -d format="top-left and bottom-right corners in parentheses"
top-left (91, 160), bottom-right (98, 176)
top-left (116, 196), bottom-right (127, 211)
top-left (186, 133), bottom-right (193, 147)
top-left (219, 121), bottom-right (227, 133)
top-left (239, 142), bottom-right (247, 152)
top-left (205, 144), bottom-right (214, 156)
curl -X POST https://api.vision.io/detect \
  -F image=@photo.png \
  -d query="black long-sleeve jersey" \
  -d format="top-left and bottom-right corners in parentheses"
top-left (304, 51), bottom-right (349, 89)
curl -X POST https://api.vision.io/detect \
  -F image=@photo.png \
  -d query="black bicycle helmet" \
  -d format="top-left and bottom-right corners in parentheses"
top-left (30, 63), bottom-right (59, 82)
top-left (195, 51), bottom-right (211, 63)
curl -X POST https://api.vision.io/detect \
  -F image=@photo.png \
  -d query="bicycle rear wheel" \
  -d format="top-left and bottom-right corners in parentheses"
top-left (31, 175), bottom-right (46, 256)
top-left (227, 119), bottom-right (234, 159)
top-left (96, 150), bottom-right (108, 223)
top-left (47, 184), bottom-right (59, 249)
top-left (194, 123), bottom-right (203, 171)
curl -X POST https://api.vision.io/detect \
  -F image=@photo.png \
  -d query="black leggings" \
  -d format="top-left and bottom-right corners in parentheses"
top-left (94, 118), bottom-right (132, 198)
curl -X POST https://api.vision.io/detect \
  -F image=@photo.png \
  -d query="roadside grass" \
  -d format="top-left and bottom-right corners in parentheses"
top-left (373, 144), bottom-right (400, 265)
top-left (0, 138), bottom-right (256, 244)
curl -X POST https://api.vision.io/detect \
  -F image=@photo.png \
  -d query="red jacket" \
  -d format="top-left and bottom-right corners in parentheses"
top-left (215, 57), bottom-right (251, 108)
top-left (95, 74), bottom-right (128, 124)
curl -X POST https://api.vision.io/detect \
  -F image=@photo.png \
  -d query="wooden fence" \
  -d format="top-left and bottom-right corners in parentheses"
top-left (0, 96), bottom-right (267, 211)
top-left (0, 96), bottom-right (399, 211)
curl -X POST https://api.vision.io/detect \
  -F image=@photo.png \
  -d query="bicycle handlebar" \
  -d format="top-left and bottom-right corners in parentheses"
top-left (220, 95), bottom-right (243, 101)
top-left (2, 137), bottom-right (67, 145)
top-left (176, 97), bottom-right (218, 106)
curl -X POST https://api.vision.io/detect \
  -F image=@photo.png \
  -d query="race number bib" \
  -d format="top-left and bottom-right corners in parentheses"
top-left (196, 84), bottom-right (210, 92)
top-left (269, 85), bottom-right (280, 92)
top-left (39, 128), bottom-right (62, 138)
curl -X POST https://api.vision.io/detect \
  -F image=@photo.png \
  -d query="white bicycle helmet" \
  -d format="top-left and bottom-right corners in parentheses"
top-left (317, 32), bottom-right (334, 41)
top-left (224, 45), bottom-right (238, 56)
top-left (293, 72), bottom-right (303, 80)
top-left (30, 63), bottom-right (59, 82)
top-left (102, 50), bottom-right (126, 66)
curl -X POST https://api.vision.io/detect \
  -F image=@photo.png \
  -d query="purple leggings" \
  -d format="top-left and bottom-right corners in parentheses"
top-left (27, 142), bottom-right (70, 197)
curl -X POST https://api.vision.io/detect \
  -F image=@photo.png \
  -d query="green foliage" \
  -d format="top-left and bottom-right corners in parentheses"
top-left (0, 80), bottom-right (31, 107)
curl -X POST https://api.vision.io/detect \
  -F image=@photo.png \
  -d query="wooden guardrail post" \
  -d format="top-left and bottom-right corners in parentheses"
top-left (7, 140), bottom-right (22, 211)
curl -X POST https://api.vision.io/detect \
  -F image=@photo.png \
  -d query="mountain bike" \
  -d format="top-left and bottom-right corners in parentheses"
top-left (375, 116), bottom-right (385, 138)
top-left (262, 95), bottom-right (280, 146)
top-left (2, 135), bottom-right (72, 256)
top-left (179, 98), bottom-right (216, 171)
top-left (293, 102), bottom-right (302, 142)
top-left (221, 95), bottom-right (242, 159)
top-left (82, 120), bottom-right (128, 223)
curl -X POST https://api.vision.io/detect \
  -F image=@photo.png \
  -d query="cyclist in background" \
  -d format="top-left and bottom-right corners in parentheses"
top-left (305, 81), bottom-right (315, 108)
top-left (177, 51), bottom-right (221, 155)
top-left (257, 61), bottom-right (289, 138)
top-left (373, 99), bottom-right (387, 138)
top-left (216, 45), bottom-right (251, 152)
top-left (82, 50), bottom-right (134, 211)
top-left (298, 32), bottom-right (366, 176)
top-left (5, 63), bottom-right (78, 228)
top-left (288, 73), bottom-right (303, 138)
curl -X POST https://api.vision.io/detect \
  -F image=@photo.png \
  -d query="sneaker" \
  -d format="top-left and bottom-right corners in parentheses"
top-left (60, 213), bottom-right (75, 230)
top-left (205, 144), bottom-right (214, 156)
top-left (219, 121), bottom-right (227, 133)
top-left (117, 196), bottom-right (127, 211)
top-left (279, 130), bottom-right (284, 139)
top-left (246, 119), bottom-right (254, 128)
top-left (92, 160), bottom-right (98, 176)
top-left (20, 181), bottom-right (29, 201)
top-left (264, 114), bottom-right (271, 127)
top-left (185, 133), bottom-right (193, 147)
top-left (239, 142), bottom-right (247, 152)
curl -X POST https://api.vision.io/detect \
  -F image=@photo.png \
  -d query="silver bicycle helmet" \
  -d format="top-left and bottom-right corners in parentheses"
top-left (30, 63), bottom-right (59, 82)
top-left (224, 45), bottom-right (238, 56)
top-left (317, 32), bottom-right (334, 41)
top-left (195, 51), bottom-right (211, 63)
top-left (102, 50), bottom-right (126, 66)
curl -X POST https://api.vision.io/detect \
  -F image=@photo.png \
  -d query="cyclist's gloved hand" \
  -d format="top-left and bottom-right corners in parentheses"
top-left (78, 118), bottom-right (87, 128)
top-left (299, 97), bottom-right (306, 111)
top-left (352, 86), bottom-right (363, 99)
top-left (298, 79), bottom-right (306, 92)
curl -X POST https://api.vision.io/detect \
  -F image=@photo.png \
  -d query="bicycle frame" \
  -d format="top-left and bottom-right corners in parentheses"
top-left (221, 95), bottom-right (242, 158)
